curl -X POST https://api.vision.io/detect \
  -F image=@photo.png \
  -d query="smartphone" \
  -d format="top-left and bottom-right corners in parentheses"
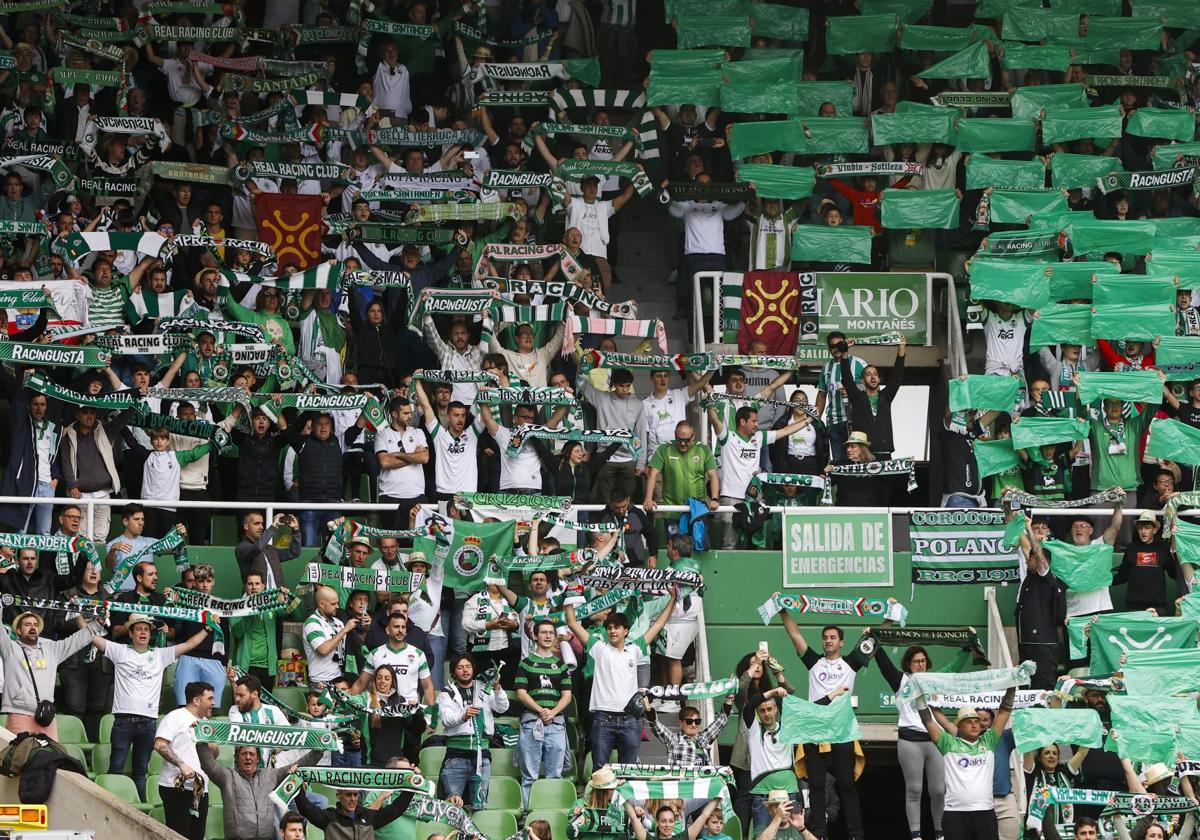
top-left (758, 641), bottom-right (769, 656)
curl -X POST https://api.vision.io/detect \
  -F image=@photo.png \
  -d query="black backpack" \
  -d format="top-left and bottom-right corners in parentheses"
top-left (0, 732), bottom-right (87, 803)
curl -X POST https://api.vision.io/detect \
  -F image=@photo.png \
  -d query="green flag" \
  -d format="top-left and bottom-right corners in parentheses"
top-left (1180, 592), bottom-right (1200, 620)
top-left (1011, 708), bottom-right (1105, 754)
top-left (1050, 153), bottom-right (1123, 189)
top-left (999, 42), bottom-right (1072, 71)
top-left (750, 4), bottom-right (809, 39)
top-left (1085, 16), bottom-right (1162, 50)
top-left (975, 437), bottom-right (1020, 479)
top-left (793, 82), bottom-right (853, 117)
top-left (1147, 250), bottom-right (1200, 284)
top-left (1175, 519), bottom-right (1200, 568)
top-left (1132, 0), bottom-right (1200, 29)
top-left (721, 81), bottom-right (799, 114)
top-left (790, 225), bottom-right (873, 265)
top-left (736, 164), bottom-right (814, 199)
top-left (989, 190), bottom-right (1067, 225)
top-left (916, 41), bottom-right (991, 78)
top-left (825, 14), bottom-right (899, 54)
top-left (956, 118), bottom-right (1037, 153)
top-left (1126, 108), bottom-right (1196, 143)
top-left (949, 375), bottom-right (1021, 412)
top-left (1157, 335), bottom-right (1200, 380)
top-left (778, 694), bottom-right (863, 744)
top-left (1068, 219), bottom-right (1159, 256)
top-left (803, 119), bottom-right (870, 154)
top-left (1043, 540), bottom-right (1115, 593)
top-left (1076, 371), bottom-right (1165, 404)
top-left (1067, 612), bottom-right (1200, 673)
top-left (1091, 275), bottom-right (1175, 340)
top-left (860, 0), bottom-right (930, 22)
top-left (977, 0), bottom-right (1040, 17)
top-left (965, 156), bottom-right (1046, 190)
top-left (872, 109), bottom-right (956, 145)
top-left (1152, 141), bottom-right (1200, 170)
top-left (1041, 105), bottom-right (1123, 145)
top-left (723, 54), bottom-right (802, 84)
top-left (900, 23), bottom-right (991, 51)
top-left (1030, 304), bottom-right (1092, 348)
top-left (969, 259), bottom-right (1051, 309)
top-left (1001, 7), bottom-right (1079, 41)
top-left (416, 519), bottom-right (516, 593)
top-left (1124, 649), bottom-right (1200, 697)
top-left (1011, 84), bottom-right (1089, 121)
top-left (729, 119), bottom-right (808, 159)
top-left (1105, 695), bottom-right (1197, 765)
top-left (1048, 260), bottom-right (1119, 301)
top-left (1147, 418), bottom-right (1200, 466)
top-left (880, 188), bottom-right (960, 229)
top-left (1010, 416), bottom-right (1089, 450)
top-left (675, 15), bottom-right (751, 48)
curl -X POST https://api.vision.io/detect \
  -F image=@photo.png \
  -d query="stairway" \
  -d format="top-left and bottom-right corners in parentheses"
top-left (611, 201), bottom-right (692, 355)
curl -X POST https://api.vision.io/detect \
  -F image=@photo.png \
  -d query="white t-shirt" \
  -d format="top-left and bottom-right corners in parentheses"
top-left (588, 636), bottom-right (646, 712)
top-left (493, 426), bottom-right (543, 491)
top-left (565, 199), bottom-right (615, 259)
top-left (106, 643), bottom-right (176, 717)
top-left (786, 424), bottom-right (818, 459)
top-left (806, 655), bottom-right (858, 701)
top-left (373, 61), bottom-right (411, 117)
top-left (375, 425), bottom-right (427, 498)
top-left (938, 729), bottom-right (999, 811)
top-left (159, 58), bottom-right (206, 107)
top-left (363, 642), bottom-right (431, 704)
top-left (1063, 536), bottom-right (1115, 617)
top-left (717, 428), bottom-right (777, 498)
top-left (642, 387), bottom-right (691, 455)
top-left (983, 310), bottom-right (1028, 376)
top-left (302, 612), bottom-right (346, 684)
top-left (427, 417), bottom-right (482, 494)
top-left (155, 707), bottom-right (207, 790)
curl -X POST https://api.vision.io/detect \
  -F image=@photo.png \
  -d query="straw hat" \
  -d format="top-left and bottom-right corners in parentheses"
top-left (404, 551), bottom-right (430, 570)
top-left (955, 707), bottom-right (981, 724)
top-left (847, 430), bottom-right (872, 448)
top-left (1136, 511), bottom-right (1160, 528)
top-left (765, 790), bottom-right (792, 805)
top-left (1142, 763), bottom-right (1173, 786)
top-left (589, 767), bottom-right (620, 790)
top-left (11, 611), bottom-right (42, 634)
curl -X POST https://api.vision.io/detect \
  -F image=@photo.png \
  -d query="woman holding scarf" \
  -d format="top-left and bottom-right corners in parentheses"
top-left (1023, 743), bottom-right (1089, 838)
top-left (731, 648), bottom-right (794, 833)
top-left (367, 664), bottom-right (407, 766)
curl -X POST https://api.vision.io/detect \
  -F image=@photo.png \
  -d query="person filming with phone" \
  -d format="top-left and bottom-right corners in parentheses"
top-left (235, 511), bottom-right (302, 589)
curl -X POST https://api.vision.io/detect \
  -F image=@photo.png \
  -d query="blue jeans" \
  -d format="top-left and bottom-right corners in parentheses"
top-left (110, 714), bottom-right (157, 799)
top-left (173, 656), bottom-right (228, 707)
top-left (944, 493), bottom-right (980, 509)
top-left (300, 510), bottom-right (339, 548)
top-left (447, 597), bottom-right (469, 655)
top-left (24, 481), bottom-right (53, 535)
top-left (828, 421), bottom-right (850, 462)
top-left (427, 633), bottom-right (447, 691)
top-left (589, 711), bottom-right (641, 766)
top-left (332, 749), bottom-right (362, 767)
top-left (517, 715), bottom-right (567, 807)
top-left (440, 754), bottom-right (491, 810)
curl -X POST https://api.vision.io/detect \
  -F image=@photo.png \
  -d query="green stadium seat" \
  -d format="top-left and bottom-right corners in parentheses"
top-left (150, 805), bottom-right (165, 823)
top-left (98, 713), bottom-right (114, 744)
top-left (578, 751), bottom-right (619, 784)
top-left (419, 745), bottom-right (446, 779)
top-left (61, 743), bottom-right (89, 775)
top-left (271, 685), bottom-right (307, 712)
top-left (485, 776), bottom-right (523, 816)
top-left (526, 810), bottom-right (570, 840)
top-left (528, 779), bottom-right (576, 811)
top-left (146, 777), bottom-right (162, 806)
top-left (489, 747), bottom-right (518, 777)
top-left (205, 804), bottom-right (224, 839)
top-left (414, 822), bottom-right (452, 840)
top-left (470, 810), bottom-right (517, 839)
top-left (96, 773), bottom-right (153, 813)
top-left (91, 744), bottom-right (112, 776)
top-left (54, 714), bottom-right (93, 754)
top-left (724, 815), bottom-right (743, 840)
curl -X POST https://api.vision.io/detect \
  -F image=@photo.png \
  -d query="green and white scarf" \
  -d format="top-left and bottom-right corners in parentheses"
top-left (195, 720), bottom-right (340, 752)
top-left (0, 342), bottom-right (110, 368)
top-left (757, 592), bottom-right (903, 625)
top-left (270, 767), bottom-right (435, 811)
top-left (238, 160), bottom-right (351, 183)
top-left (548, 587), bottom-right (636, 623)
top-left (521, 121), bottom-right (639, 154)
top-left (407, 203), bottom-right (517, 224)
top-left (0, 288), bottom-right (52, 308)
top-left (413, 369), bottom-right (498, 386)
top-left (456, 492), bottom-right (571, 513)
top-left (643, 676), bottom-right (739, 700)
top-left (25, 373), bottom-right (140, 411)
top-left (506, 425), bottom-right (639, 458)
top-left (895, 661), bottom-right (1037, 705)
top-left (128, 411), bottom-right (233, 455)
top-left (575, 565), bottom-right (702, 593)
top-left (817, 161), bottom-right (923, 178)
top-left (549, 160), bottom-right (651, 207)
top-left (0, 533), bottom-right (99, 575)
top-left (302, 562), bottom-right (423, 593)
top-left (0, 154), bottom-right (74, 189)
top-left (349, 223), bottom-right (454, 246)
top-left (166, 587), bottom-right (296, 618)
top-left (822, 459), bottom-right (917, 504)
top-left (1001, 487), bottom-right (1127, 509)
top-left (104, 527), bottom-right (188, 595)
top-left (221, 263), bottom-right (341, 291)
top-left (489, 549), bottom-right (596, 573)
top-left (503, 277), bottom-right (632, 316)
top-left (1098, 164), bottom-right (1199, 194)
top-left (743, 472), bottom-right (825, 517)
top-left (931, 91), bottom-right (1011, 107)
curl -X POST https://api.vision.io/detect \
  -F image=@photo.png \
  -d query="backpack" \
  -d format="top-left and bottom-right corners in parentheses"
top-left (0, 732), bottom-right (86, 803)
top-left (672, 497), bottom-right (712, 552)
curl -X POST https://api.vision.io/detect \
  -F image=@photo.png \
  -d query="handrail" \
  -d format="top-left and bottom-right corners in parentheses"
top-left (985, 586), bottom-right (1027, 815)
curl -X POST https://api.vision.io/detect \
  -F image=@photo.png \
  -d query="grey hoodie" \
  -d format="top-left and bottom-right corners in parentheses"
top-left (0, 621), bottom-right (103, 715)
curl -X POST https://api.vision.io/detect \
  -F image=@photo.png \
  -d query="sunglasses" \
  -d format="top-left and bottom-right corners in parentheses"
top-left (675, 437), bottom-right (694, 445)
top-left (681, 717), bottom-right (701, 724)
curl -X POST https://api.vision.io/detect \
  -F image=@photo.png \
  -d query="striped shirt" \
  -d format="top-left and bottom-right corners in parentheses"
top-left (89, 283), bottom-right (127, 329)
top-left (514, 653), bottom-right (572, 710)
top-left (817, 355), bottom-right (867, 426)
top-left (601, 0), bottom-right (636, 26)
top-left (302, 612), bottom-right (346, 684)
top-left (747, 208), bottom-right (798, 271)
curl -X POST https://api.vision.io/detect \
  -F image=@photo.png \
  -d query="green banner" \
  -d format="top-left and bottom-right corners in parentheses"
top-left (1155, 335), bottom-right (1200, 378)
top-left (989, 190), bottom-right (1068, 225)
top-left (749, 4), bottom-right (808, 38)
top-left (1147, 418), bottom-right (1200, 465)
top-left (825, 13), bottom-right (899, 54)
top-left (956, 118), bottom-right (1037, 153)
top-left (1067, 612), bottom-right (1200, 673)
top-left (1030, 304), bottom-right (1092, 348)
top-left (1126, 107), bottom-right (1196, 143)
top-left (1099, 164), bottom-right (1199, 194)
top-left (1010, 416), bottom-right (1089, 449)
top-left (303, 563), bottom-right (422, 593)
top-left (1041, 105), bottom-right (1123, 145)
top-left (916, 41), bottom-right (991, 78)
top-left (980, 228), bottom-right (1061, 258)
top-left (1050, 153), bottom-right (1123, 189)
top-left (1075, 370), bottom-right (1164, 404)
top-left (675, 14), bottom-right (750, 48)
top-left (780, 510), bottom-right (893, 587)
top-left (1001, 7), bottom-right (1078, 41)
top-left (880, 188), bottom-right (960, 229)
top-left (965, 156), bottom-right (1046, 190)
top-left (734, 163), bottom-right (814, 199)
top-left (728, 119), bottom-right (808, 160)
top-left (1091, 275), bottom-right (1175, 340)
top-left (908, 509), bottom-right (1020, 584)
top-left (1085, 16), bottom-right (1162, 50)
top-left (1105, 695), bottom-right (1196, 765)
top-left (413, 519), bottom-right (515, 593)
top-left (948, 375), bottom-right (1022, 412)
top-left (969, 259), bottom-right (1050, 309)
top-left (0, 341), bottom-right (109, 368)
top-left (1000, 42), bottom-right (1071, 71)
top-left (790, 225), bottom-right (873, 265)
top-left (1124, 649), bottom-right (1200, 697)
top-left (975, 438), bottom-right (1020, 479)
top-left (1042, 540), bottom-right (1115, 593)
top-left (1012, 708), bottom-right (1104, 754)
top-left (872, 109), bottom-right (957, 145)
top-left (1011, 84), bottom-right (1090, 121)
top-left (1067, 219), bottom-right (1158, 256)
top-left (794, 82), bottom-right (853, 117)
top-left (1049, 260), bottom-right (1119, 301)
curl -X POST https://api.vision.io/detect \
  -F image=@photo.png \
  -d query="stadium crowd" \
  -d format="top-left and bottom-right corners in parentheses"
top-left (0, 0), bottom-right (1196, 839)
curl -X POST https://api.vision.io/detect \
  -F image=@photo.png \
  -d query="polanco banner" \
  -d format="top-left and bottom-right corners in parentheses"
top-left (909, 509), bottom-right (1020, 584)
top-left (722, 272), bottom-right (931, 345)
top-left (781, 510), bottom-right (893, 587)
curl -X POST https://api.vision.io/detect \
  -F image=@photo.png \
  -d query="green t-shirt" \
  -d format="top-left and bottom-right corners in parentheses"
top-left (362, 792), bottom-right (415, 840)
top-left (648, 442), bottom-right (717, 506)
top-left (1089, 408), bottom-right (1150, 491)
top-left (246, 616), bottom-right (270, 668)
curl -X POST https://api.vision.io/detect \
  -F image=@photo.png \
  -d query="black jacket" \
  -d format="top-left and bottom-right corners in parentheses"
top-left (0, 568), bottom-right (61, 637)
top-left (296, 789), bottom-right (415, 839)
top-left (286, 421), bottom-right (343, 502)
top-left (1113, 537), bottom-right (1178, 608)
top-left (840, 353), bottom-right (905, 457)
top-left (1015, 565), bottom-right (1067, 646)
top-left (0, 360), bottom-right (61, 530)
top-left (234, 429), bottom-right (284, 503)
